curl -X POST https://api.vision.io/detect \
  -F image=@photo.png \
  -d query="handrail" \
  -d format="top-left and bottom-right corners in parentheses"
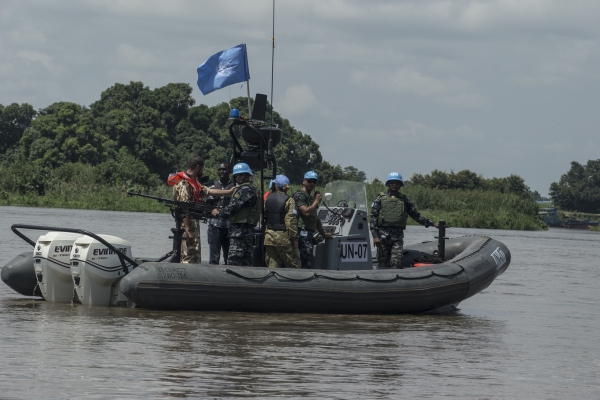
top-left (11, 224), bottom-right (139, 274)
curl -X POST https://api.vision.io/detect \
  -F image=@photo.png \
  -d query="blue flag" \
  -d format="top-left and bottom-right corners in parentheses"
top-left (197, 43), bottom-right (250, 95)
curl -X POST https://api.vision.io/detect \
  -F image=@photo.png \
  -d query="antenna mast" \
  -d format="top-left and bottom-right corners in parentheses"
top-left (270, 0), bottom-right (275, 126)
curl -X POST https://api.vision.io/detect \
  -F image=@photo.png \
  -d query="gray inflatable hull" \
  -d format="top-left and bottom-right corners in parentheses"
top-left (1, 252), bottom-right (42, 297)
top-left (120, 236), bottom-right (510, 313)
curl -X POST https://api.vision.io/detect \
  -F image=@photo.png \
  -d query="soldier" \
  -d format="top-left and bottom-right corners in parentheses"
top-left (264, 175), bottom-right (301, 269)
top-left (370, 172), bottom-right (439, 269)
top-left (292, 171), bottom-right (333, 269)
top-left (211, 162), bottom-right (259, 267)
top-left (207, 163), bottom-right (234, 264)
top-left (168, 156), bottom-right (233, 263)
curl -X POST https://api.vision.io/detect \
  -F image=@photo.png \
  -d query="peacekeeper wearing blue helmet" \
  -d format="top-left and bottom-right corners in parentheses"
top-left (370, 172), bottom-right (439, 269)
top-left (292, 171), bottom-right (333, 269)
top-left (211, 163), bottom-right (259, 266)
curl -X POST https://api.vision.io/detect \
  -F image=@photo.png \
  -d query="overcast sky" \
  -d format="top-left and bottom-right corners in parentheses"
top-left (2, 1), bottom-right (599, 195)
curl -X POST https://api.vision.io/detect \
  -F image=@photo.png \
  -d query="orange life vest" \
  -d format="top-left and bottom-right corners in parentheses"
top-left (167, 172), bottom-right (204, 202)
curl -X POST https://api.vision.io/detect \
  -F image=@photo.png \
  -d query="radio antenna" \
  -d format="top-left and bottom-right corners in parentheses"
top-left (269, 0), bottom-right (275, 126)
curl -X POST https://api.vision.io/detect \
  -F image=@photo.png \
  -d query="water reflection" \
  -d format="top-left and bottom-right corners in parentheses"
top-left (1, 207), bottom-right (600, 398)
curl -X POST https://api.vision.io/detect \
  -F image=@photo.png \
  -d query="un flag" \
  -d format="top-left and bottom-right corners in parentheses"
top-left (197, 43), bottom-right (250, 95)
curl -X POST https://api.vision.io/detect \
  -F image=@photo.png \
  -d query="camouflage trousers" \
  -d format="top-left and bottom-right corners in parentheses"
top-left (227, 223), bottom-right (255, 267)
top-left (298, 229), bottom-right (315, 269)
top-left (376, 233), bottom-right (405, 269)
top-left (265, 245), bottom-right (301, 269)
top-left (181, 227), bottom-right (201, 264)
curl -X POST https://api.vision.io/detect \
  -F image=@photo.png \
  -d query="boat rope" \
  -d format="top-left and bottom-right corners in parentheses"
top-left (452, 237), bottom-right (493, 264)
top-left (224, 268), bottom-right (462, 282)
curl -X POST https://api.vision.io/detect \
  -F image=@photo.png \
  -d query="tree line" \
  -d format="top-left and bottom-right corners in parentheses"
top-left (0, 81), bottom-right (366, 194)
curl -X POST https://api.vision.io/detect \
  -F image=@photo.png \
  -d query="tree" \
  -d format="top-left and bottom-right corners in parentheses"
top-left (20, 102), bottom-right (100, 167)
top-left (0, 103), bottom-right (37, 161)
top-left (549, 159), bottom-right (600, 213)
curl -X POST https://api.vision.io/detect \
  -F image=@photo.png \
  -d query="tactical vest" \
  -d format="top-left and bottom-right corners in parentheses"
top-left (210, 180), bottom-right (234, 208)
top-left (265, 192), bottom-right (288, 231)
top-left (167, 172), bottom-right (204, 202)
top-left (293, 190), bottom-right (318, 230)
top-left (377, 192), bottom-right (408, 228)
top-left (230, 182), bottom-right (260, 226)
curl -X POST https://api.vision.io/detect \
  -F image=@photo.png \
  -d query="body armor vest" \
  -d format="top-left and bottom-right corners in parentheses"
top-left (265, 192), bottom-right (288, 231)
top-left (230, 182), bottom-right (260, 226)
top-left (211, 180), bottom-right (234, 208)
top-left (378, 193), bottom-right (408, 228)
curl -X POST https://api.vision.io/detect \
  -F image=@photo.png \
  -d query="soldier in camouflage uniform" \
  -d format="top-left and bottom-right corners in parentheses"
top-left (370, 172), bottom-right (439, 269)
top-left (293, 171), bottom-right (333, 269)
top-left (169, 156), bottom-right (235, 264)
top-left (264, 175), bottom-right (301, 269)
top-left (211, 163), bottom-right (259, 267)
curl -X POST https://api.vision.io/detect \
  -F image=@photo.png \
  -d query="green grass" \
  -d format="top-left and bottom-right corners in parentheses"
top-left (1, 175), bottom-right (548, 230)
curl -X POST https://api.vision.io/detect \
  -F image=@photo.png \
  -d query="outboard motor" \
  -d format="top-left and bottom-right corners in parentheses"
top-left (70, 235), bottom-right (132, 306)
top-left (33, 232), bottom-right (82, 303)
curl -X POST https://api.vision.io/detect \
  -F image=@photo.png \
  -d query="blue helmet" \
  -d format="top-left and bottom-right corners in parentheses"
top-left (232, 163), bottom-right (253, 176)
top-left (304, 171), bottom-right (318, 180)
top-left (385, 172), bottom-right (403, 186)
top-left (273, 174), bottom-right (290, 188)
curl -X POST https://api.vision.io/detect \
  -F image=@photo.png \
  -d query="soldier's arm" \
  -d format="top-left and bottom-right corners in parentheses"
top-left (370, 196), bottom-right (382, 238)
top-left (207, 187), bottom-right (235, 197)
top-left (217, 188), bottom-right (247, 220)
top-left (285, 198), bottom-right (299, 242)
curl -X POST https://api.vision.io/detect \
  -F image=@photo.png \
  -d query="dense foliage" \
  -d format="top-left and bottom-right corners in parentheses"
top-left (0, 81), bottom-right (366, 190)
top-left (549, 159), bottom-right (600, 213)
top-left (410, 169), bottom-right (531, 196)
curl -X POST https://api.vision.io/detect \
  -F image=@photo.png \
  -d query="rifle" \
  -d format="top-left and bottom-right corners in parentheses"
top-left (127, 191), bottom-right (218, 222)
top-left (127, 191), bottom-right (221, 263)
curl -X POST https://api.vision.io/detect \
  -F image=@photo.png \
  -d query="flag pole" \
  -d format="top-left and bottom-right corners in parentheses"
top-left (246, 80), bottom-right (252, 118)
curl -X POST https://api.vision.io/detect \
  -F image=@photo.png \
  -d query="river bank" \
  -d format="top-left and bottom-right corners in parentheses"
top-left (0, 181), bottom-right (547, 230)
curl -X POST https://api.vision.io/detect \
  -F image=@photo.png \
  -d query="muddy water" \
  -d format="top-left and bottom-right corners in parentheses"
top-left (1, 206), bottom-right (599, 398)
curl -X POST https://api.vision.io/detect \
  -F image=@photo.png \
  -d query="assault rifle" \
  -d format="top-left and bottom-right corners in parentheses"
top-left (127, 191), bottom-right (220, 263)
top-left (127, 191), bottom-right (218, 222)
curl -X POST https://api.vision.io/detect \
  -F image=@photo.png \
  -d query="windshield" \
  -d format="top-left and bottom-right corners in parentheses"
top-left (323, 181), bottom-right (368, 212)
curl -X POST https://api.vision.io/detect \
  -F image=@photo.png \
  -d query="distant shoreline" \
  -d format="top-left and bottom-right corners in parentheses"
top-left (1, 183), bottom-right (550, 231)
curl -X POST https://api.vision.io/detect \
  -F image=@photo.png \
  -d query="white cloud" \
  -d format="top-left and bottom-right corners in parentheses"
top-left (278, 84), bottom-right (329, 118)
top-left (350, 67), bottom-right (487, 109)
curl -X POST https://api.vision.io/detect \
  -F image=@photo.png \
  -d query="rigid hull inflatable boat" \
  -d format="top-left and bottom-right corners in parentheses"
top-left (1, 97), bottom-right (511, 313)
top-left (120, 235), bottom-right (509, 313)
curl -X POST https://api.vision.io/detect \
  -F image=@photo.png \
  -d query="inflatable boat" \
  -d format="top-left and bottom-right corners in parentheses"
top-left (1, 98), bottom-right (510, 313)
top-left (120, 235), bottom-right (509, 313)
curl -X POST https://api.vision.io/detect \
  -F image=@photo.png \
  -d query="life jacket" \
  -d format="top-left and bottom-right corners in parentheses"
top-left (230, 182), bottom-right (260, 226)
top-left (377, 192), bottom-right (408, 228)
top-left (167, 172), bottom-right (204, 202)
top-left (265, 192), bottom-right (289, 231)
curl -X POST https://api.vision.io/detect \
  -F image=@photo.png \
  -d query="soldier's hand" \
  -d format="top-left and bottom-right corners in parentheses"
top-left (211, 208), bottom-right (219, 217)
top-left (373, 237), bottom-right (381, 246)
top-left (434, 222), bottom-right (440, 228)
top-left (323, 232), bottom-right (333, 240)
top-left (314, 193), bottom-right (323, 204)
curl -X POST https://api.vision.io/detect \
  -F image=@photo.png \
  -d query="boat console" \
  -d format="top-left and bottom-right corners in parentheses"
top-left (312, 181), bottom-right (374, 271)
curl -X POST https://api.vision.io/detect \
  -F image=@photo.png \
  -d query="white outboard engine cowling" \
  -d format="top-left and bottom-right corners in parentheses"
top-left (34, 232), bottom-right (82, 303)
top-left (70, 235), bottom-right (133, 306)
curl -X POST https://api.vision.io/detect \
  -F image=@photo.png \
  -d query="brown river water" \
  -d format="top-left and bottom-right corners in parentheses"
top-left (1, 206), bottom-right (599, 399)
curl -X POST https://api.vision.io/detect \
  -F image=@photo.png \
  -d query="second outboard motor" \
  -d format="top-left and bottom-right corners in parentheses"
top-left (70, 235), bottom-right (132, 306)
top-left (34, 232), bottom-right (82, 303)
